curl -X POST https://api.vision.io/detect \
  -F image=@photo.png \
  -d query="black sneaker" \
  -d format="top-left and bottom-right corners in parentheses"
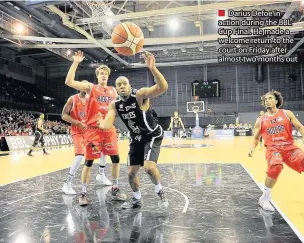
top-left (79, 193), bottom-right (88, 206)
top-left (157, 190), bottom-right (169, 209)
top-left (121, 197), bottom-right (142, 209)
top-left (43, 152), bottom-right (49, 155)
top-left (27, 152), bottom-right (33, 156)
top-left (110, 187), bottom-right (127, 201)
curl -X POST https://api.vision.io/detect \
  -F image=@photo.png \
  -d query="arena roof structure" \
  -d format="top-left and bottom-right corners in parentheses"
top-left (0, 0), bottom-right (303, 69)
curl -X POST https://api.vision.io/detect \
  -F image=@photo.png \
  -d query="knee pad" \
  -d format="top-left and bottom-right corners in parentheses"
top-left (85, 159), bottom-right (94, 167)
top-left (110, 155), bottom-right (120, 164)
top-left (267, 164), bottom-right (283, 179)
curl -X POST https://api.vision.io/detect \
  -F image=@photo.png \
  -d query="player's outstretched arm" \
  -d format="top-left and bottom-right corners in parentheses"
top-left (138, 51), bottom-right (168, 99)
top-left (97, 102), bottom-right (116, 130)
top-left (248, 118), bottom-right (261, 157)
top-left (65, 50), bottom-right (91, 93)
top-left (285, 110), bottom-right (304, 141)
top-left (61, 97), bottom-right (85, 128)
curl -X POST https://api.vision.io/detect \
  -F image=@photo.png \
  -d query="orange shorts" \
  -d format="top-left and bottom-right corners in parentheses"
top-left (72, 133), bottom-right (85, 155)
top-left (266, 144), bottom-right (304, 174)
top-left (84, 127), bottom-right (118, 160)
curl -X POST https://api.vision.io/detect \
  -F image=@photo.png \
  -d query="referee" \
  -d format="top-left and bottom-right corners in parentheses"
top-left (27, 113), bottom-right (49, 156)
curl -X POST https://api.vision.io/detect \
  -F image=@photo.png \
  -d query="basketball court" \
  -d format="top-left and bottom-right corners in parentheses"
top-left (1, 134), bottom-right (304, 242)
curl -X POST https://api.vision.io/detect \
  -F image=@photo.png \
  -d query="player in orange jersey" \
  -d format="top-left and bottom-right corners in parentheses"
top-left (65, 51), bottom-right (126, 206)
top-left (249, 90), bottom-right (304, 212)
top-left (61, 87), bottom-right (112, 195)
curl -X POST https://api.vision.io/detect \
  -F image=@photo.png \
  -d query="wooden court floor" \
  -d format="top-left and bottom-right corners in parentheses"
top-left (1, 134), bottom-right (304, 238)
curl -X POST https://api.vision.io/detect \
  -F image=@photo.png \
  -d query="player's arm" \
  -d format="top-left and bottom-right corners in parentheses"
top-left (168, 118), bottom-right (173, 130)
top-left (65, 50), bottom-right (92, 92)
top-left (285, 110), bottom-right (304, 139)
top-left (137, 51), bottom-right (168, 99)
top-left (113, 87), bottom-right (118, 99)
top-left (248, 118), bottom-right (261, 157)
top-left (97, 102), bottom-right (116, 130)
top-left (179, 117), bottom-right (185, 131)
top-left (61, 97), bottom-right (85, 128)
top-left (38, 119), bottom-right (48, 134)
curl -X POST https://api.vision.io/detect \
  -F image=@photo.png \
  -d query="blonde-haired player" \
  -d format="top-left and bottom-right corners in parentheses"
top-left (65, 51), bottom-right (127, 206)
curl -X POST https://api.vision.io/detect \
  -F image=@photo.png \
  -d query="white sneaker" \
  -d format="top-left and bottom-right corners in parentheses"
top-left (96, 174), bottom-right (112, 186)
top-left (62, 183), bottom-right (76, 195)
top-left (258, 194), bottom-right (275, 212)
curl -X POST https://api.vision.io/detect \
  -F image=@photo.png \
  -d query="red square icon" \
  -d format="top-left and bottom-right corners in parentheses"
top-left (218, 10), bottom-right (225, 17)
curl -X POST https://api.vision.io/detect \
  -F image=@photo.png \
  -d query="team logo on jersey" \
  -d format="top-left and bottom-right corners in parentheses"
top-left (125, 103), bottom-right (136, 111)
top-left (270, 117), bottom-right (283, 124)
top-left (97, 95), bottom-right (113, 103)
top-left (267, 125), bottom-right (285, 135)
top-left (119, 104), bottom-right (124, 111)
top-left (79, 111), bottom-right (86, 118)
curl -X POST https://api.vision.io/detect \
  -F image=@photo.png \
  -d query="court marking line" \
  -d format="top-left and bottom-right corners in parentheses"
top-left (0, 161), bottom-right (233, 187)
top-left (240, 163), bottom-right (304, 243)
top-left (163, 186), bottom-right (189, 213)
top-left (6, 188), bottom-right (59, 205)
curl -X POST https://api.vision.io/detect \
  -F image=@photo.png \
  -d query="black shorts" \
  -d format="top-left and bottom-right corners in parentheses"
top-left (33, 130), bottom-right (44, 146)
top-left (172, 128), bottom-right (180, 138)
top-left (260, 136), bottom-right (263, 143)
top-left (128, 126), bottom-right (164, 166)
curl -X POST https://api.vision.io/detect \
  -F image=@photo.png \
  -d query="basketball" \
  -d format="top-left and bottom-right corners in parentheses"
top-left (111, 22), bottom-right (144, 56)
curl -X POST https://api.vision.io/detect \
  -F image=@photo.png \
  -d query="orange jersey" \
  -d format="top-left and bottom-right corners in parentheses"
top-left (86, 85), bottom-right (116, 127)
top-left (260, 109), bottom-right (294, 147)
top-left (70, 94), bottom-right (87, 135)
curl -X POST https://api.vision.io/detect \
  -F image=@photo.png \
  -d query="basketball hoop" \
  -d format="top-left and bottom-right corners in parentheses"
top-left (192, 106), bottom-right (199, 119)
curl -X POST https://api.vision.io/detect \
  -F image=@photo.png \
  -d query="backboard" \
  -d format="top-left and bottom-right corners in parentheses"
top-left (187, 101), bottom-right (205, 113)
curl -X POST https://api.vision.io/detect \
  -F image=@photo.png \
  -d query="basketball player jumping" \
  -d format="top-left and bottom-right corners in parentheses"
top-left (61, 87), bottom-right (112, 195)
top-left (65, 51), bottom-right (126, 206)
top-left (248, 91), bottom-right (304, 212)
top-left (27, 113), bottom-right (49, 156)
top-left (168, 111), bottom-right (185, 138)
top-left (97, 51), bottom-right (169, 209)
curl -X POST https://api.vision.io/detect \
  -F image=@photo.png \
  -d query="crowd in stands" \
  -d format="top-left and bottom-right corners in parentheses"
top-left (0, 74), bottom-right (63, 113)
top-left (0, 107), bottom-right (69, 137)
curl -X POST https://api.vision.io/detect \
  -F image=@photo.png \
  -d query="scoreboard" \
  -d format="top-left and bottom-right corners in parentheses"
top-left (191, 80), bottom-right (220, 98)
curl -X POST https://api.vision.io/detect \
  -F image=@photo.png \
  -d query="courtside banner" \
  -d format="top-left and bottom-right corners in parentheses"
top-left (234, 129), bottom-right (252, 136)
top-left (5, 135), bottom-right (73, 151)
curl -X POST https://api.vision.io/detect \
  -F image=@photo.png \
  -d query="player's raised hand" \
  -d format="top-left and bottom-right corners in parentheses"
top-left (73, 50), bottom-right (85, 64)
top-left (97, 112), bottom-right (104, 129)
top-left (142, 51), bottom-right (155, 70)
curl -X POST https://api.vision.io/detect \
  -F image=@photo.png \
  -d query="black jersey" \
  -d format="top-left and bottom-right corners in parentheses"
top-left (115, 89), bottom-right (159, 137)
top-left (172, 117), bottom-right (181, 129)
top-left (35, 118), bottom-right (44, 132)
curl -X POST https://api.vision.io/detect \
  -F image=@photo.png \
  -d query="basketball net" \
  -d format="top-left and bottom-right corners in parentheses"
top-left (192, 106), bottom-right (199, 119)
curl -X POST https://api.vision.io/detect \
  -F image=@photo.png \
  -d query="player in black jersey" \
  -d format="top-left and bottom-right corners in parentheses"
top-left (98, 51), bottom-right (169, 209)
top-left (27, 113), bottom-right (49, 156)
top-left (168, 111), bottom-right (185, 138)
